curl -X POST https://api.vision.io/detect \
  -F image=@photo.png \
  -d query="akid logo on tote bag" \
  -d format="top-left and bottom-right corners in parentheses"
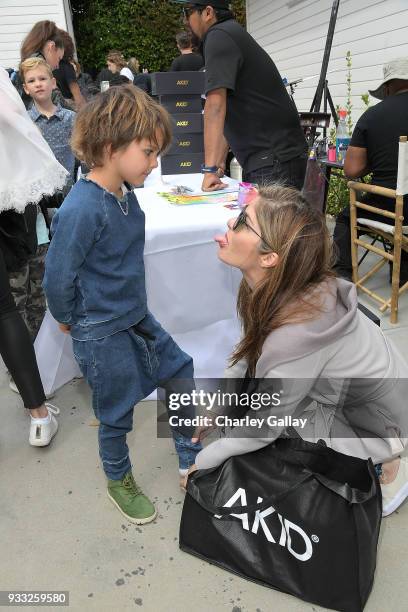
top-left (214, 487), bottom-right (318, 562)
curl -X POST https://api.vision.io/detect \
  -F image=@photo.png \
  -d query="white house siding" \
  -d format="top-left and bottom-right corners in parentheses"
top-left (0, 0), bottom-right (69, 69)
top-left (246, 0), bottom-right (408, 126)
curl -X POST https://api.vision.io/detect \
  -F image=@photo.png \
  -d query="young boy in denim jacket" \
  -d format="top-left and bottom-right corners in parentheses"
top-left (43, 85), bottom-right (201, 524)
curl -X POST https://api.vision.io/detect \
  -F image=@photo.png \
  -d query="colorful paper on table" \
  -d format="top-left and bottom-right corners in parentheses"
top-left (160, 179), bottom-right (239, 197)
top-left (187, 187), bottom-right (239, 196)
top-left (158, 191), bottom-right (238, 206)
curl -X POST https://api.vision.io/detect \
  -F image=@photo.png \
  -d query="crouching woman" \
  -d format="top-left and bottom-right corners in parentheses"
top-left (188, 185), bottom-right (408, 517)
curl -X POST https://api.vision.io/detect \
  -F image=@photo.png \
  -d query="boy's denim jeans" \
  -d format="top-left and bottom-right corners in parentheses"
top-left (72, 312), bottom-right (202, 480)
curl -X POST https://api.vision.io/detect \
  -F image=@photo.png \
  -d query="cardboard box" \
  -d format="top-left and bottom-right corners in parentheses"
top-left (171, 113), bottom-right (203, 134)
top-left (161, 152), bottom-right (204, 175)
top-left (159, 95), bottom-right (203, 114)
top-left (151, 71), bottom-right (205, 96)
top-left (167, 133), bottom-right (204, 155)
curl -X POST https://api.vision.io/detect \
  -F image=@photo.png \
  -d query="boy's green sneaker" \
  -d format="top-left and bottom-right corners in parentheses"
top-left (107, 471), bottom-right (157, 524)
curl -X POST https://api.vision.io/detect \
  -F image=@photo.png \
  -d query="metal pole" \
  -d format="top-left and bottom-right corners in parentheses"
top-left (310, 0), bottom-right (340, 114)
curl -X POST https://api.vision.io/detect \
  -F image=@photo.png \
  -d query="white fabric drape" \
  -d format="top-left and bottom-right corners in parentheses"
top-left (0, 67), bottom-right (68, 212)
top-left (397, 140), bottom-right (408, 196)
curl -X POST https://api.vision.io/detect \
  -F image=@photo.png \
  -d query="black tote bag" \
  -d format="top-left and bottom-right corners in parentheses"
top-left (180, 437), bottom-right (382, 612)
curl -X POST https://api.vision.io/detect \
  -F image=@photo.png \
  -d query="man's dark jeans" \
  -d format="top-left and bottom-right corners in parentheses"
top-left (333, 193), bottom-right (408, 282)
top-left (243, 155), bottom-right (307, 191)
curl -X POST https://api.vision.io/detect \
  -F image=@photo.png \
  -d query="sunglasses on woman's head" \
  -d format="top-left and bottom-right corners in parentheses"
top-left (232, 207), bottom-right (273, 250)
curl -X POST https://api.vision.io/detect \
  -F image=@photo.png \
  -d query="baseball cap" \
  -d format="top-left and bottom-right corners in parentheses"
top-left (173, 1), bottom-right (231, 9)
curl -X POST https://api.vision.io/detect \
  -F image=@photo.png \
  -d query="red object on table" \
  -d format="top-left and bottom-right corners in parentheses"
top-left (327, 146), bottom-right (336, 162)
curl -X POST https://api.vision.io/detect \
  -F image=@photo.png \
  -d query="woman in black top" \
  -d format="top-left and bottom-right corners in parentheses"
top-left (53, 30), bottom-right (86, 109)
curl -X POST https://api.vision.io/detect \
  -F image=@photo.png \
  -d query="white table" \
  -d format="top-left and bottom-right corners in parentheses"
top-left (140, 170), bottom-right (241, 378)
top-left (35, 171), bottom-right (242, 394)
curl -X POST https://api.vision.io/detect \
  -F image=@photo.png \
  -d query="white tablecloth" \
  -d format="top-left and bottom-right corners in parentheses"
top-left (35, 171), bottom-right (242, 393)
top-left (141, 170), bottom-right (242, 376)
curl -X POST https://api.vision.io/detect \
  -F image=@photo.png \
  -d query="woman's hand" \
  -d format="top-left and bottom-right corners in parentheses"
top-left (188, 464), bottom-right (197, 476)
top-left (59, 323), bottom-right (71, 334)
top-left (192, 420), bottom-right (216, 443)
top-left (180, 464), bottom-right (198, 491)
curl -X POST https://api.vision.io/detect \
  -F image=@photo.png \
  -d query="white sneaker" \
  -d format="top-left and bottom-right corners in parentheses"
top-left (381, 457), bottom-right (408, 516)
top-left (29, 404), bottom-right (60, 447)
top-left (10, 378), bottom-right (55, 400)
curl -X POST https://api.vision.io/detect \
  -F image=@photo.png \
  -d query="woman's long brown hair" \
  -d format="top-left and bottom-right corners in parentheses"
top-left (230, 184), bottom-right (335, 375)
top-left (21, 20), bottom-right (64, 61)
top-left (59, 29), bottom-right (75, 62)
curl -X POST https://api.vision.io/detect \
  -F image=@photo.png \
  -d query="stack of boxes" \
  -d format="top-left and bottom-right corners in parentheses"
top-left (151, 71), bottom-right (205, 175)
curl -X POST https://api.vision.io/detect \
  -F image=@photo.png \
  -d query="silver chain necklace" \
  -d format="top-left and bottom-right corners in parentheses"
top-left (116, 196), bottom-right (129, 216)
top-left (84, 176), bottom-right (129, 214)
top-left (116, 185), bottom-right (129, 216)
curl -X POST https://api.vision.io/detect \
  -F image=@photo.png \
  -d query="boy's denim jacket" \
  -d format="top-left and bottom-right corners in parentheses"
top-left (43, 178), bottom-right (147, 340)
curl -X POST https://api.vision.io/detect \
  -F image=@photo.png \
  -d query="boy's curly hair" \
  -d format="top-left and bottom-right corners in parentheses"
top-left (71, 84), bottom-right (173, 167)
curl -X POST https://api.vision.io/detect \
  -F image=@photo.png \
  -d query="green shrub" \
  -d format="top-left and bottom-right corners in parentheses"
top-left (326, 172), bottom-right (372, 217)
top-left (71, 0), bottom-right (247, 72)
top-left (326, 51), bottom-right (372, 216)
top-left (326, 171), bottom-right (349, 216)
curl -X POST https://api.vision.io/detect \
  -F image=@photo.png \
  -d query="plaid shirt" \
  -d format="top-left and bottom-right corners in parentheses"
top-left (29, 104), bottom-right (76, 186)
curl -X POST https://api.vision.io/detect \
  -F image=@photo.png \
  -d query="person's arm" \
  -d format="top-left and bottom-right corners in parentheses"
top-left (193, 366), bottom-right (316, 470)
top-left (43, 201), bottom-right (105, 325)
top-left (194, 436), bottom-right (273, 470)
top-left (201, 28), bottom-right (243, 191)
top-left (68, 80), bottom-right (86, 109)
top-left (344, 146), bottom-right (369, 179)
top-left (59, 61), bottom-right (85, 109)
top-left (344, 115), bottom-right (370, 179)
top-left (202, 88), bottom-right (228, 191)
top-left (217, 135), bottom-right (230, 177)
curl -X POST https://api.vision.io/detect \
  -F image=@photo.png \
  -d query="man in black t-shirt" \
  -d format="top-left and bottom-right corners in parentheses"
top-left (174, 1), bottom-right (307, 192)
top-left (169, 31), bottom-right (204, 71)
top-left (333, 58), bottom-right (408, 283)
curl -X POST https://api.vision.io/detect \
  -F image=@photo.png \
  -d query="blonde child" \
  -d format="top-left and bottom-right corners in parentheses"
top-left (21, 57), bottom-right (76, 189)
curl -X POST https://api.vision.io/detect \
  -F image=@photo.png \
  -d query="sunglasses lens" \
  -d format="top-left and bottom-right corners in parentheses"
top-left (233, 210), bottom-right (246, 230)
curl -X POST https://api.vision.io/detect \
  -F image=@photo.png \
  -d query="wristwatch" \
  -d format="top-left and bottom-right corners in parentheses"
top-left (201, 164), bottom-right (218, 174)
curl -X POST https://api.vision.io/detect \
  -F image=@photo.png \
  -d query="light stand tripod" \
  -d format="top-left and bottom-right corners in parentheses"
top-left (308, 0), bottom-right (340, 145)
top-left (285, 0), bottom-right (340, 148)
